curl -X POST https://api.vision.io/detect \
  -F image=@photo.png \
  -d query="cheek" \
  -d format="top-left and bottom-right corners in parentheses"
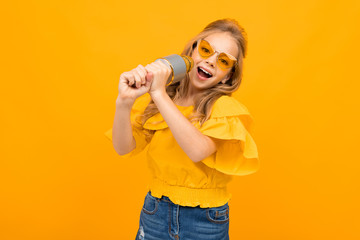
top-left (189, 67), bottom-right (196, 76)
top-left (215, 70), bottom-right (230, 82)
top-left (191, 49), bottom-right (203, 63)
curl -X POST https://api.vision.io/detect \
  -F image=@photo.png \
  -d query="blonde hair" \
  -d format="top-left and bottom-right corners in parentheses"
top-left (141, 18), bottom-right (248, 142)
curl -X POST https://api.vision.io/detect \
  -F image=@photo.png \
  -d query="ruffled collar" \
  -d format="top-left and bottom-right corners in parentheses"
top-left (142, 95), bottom-right (253, 131)
top-left (143, 105), bottom-right (194, 130)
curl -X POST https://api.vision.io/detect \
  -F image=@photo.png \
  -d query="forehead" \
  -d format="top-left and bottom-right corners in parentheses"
top-left (203, 32), bottom-right (239, 57)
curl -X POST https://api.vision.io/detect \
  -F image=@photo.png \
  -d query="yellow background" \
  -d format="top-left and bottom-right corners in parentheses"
top-left (1, 0), bottom-right (359, 239)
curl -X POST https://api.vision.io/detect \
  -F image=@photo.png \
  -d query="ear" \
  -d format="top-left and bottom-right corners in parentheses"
top-left (221, 73), bottom-right (231, 84)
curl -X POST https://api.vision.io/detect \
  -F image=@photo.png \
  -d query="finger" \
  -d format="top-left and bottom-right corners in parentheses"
top-left (135, 65), bottom-right (147, 85)
top-left (157, 60), bottom-right (171, 72)
top-left (136, 64), bottom-right (147, 74)
top-left (144, 72), bottom-right (153, 88)
top-left (144, 63), bottom-right (151, 71)
top-left (122, 72), bottom-right (135, 87)
top-left (144, 64), bottom-right (155, 75)
top-left (153, 59), bottom-right (165, 68)
top-left (132, 70), bottom-right (142, 89)
top-left (146, 72), bottom-right (153, 82)
top-left (149, 60), bottom-right (168, 76)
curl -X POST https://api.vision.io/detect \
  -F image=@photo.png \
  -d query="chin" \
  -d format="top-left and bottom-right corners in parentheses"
top-left (191, 81), bottom-right (211, 92)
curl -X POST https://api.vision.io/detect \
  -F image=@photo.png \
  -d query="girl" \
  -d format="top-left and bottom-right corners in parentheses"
top-left (105, 18), bottom-right (259, 240)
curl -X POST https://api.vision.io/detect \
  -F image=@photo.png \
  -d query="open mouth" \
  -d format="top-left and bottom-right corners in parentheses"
top-left (197, 67), bottom-right (213, 78)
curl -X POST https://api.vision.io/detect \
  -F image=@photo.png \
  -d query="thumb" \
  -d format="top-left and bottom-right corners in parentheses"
top-left (145, 72), bottom-right (153, 85)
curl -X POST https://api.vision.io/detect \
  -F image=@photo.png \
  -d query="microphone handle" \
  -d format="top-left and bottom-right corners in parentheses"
top-left (130, 54), bottom-right (193, 88)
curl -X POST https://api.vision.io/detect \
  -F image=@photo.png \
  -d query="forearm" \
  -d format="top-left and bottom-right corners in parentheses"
top-left (112, 95), bottom-right (136, 156)
top-left (151, 91), bottom-right (216, 162)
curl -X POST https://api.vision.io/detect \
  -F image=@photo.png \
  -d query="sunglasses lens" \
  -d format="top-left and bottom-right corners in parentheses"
top-left (197, 39), bottom-right (237, 69)
top-left (218, 53), bottom-right (236, 69)
top-left (198, 40), bottom-right (213, 58)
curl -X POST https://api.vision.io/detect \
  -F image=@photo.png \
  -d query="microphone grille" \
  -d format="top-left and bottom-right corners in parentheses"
top-left (181, 55), bottom-right (194, 73)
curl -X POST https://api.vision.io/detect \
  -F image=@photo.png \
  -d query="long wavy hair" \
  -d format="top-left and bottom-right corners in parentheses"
top-left (141, 18), bottom-right (248, 142)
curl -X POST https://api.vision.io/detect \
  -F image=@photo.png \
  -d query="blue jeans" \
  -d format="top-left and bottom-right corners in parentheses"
top-left (135, 191), bottom-right (230, 240)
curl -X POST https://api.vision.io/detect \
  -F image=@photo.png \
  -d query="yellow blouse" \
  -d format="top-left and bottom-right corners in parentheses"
top-left (105, 93), bottom-right (259, 208)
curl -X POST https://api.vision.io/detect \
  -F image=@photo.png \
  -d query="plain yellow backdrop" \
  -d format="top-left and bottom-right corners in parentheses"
top-left (1, 0), bottom-right (359, 239)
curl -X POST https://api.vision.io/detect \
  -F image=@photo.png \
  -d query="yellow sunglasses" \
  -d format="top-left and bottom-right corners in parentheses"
top-left (197, 39), bottom-right (238, 69)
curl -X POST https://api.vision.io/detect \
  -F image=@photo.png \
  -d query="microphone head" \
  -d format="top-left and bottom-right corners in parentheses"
top-left (181, 55), bottom-right (194, 73)
top-left (159, 54), bottom-right (194, 86)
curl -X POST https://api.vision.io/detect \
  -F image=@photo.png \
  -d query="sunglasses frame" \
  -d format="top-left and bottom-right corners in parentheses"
top-left (196, 39), bottom-right (238, 70)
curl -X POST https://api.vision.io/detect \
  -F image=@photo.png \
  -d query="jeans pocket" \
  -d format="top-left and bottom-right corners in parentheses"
top-left (142, 192), bottom-right (160, 215)
top-left (206, 203), bottom-right (229, 224)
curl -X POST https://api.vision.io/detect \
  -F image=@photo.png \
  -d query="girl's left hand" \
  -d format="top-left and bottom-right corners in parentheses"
top-left (145, 60), bottom-right (171, 97)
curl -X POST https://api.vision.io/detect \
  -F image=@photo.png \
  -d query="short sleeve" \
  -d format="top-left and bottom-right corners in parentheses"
top-left (104, 94), bottom-right (151, 159)
top-left (198, 96), bottom-right (260, 176)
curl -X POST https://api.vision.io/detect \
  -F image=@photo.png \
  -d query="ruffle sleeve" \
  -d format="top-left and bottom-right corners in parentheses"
top-left (104, 94), bottom-right (151, 158)
top-left (198, 96), bottom-right (260, 176)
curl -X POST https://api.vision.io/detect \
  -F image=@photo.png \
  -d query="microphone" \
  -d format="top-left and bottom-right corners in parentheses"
top-left (158, 54), bottom-right (194, 86)
top-left (131, 54), bottom-right (194, 88)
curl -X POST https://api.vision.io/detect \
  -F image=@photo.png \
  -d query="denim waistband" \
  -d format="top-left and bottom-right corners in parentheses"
top-left (148, 191), bottom-right (229, 210)
top-left (149, 191), bottom-right (173, 202)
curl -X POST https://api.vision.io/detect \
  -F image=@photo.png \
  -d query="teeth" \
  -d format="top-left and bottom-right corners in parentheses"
top-left (200, 67), bottom-right (212, 76)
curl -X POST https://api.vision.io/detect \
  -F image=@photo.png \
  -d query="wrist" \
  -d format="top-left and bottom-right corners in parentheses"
top-left (115, 95), bottom-right (134, 109)
top-left (150, 90), bottom-right (167, 102)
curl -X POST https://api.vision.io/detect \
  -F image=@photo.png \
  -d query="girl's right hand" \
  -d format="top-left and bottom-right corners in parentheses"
top-left (117, 64), bottom-right (153, 106)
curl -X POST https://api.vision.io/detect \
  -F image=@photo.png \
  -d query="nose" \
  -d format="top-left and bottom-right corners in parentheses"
top-left (205, 53), bottom-right (218, 68)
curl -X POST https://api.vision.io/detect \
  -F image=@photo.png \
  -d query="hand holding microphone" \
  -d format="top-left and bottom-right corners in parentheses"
top-left (153, 54), bottom-right (194, 86)
top-left (118, 54), bottom-right (194, 104)
top-left (117, 64), bottom-right (153, 106)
